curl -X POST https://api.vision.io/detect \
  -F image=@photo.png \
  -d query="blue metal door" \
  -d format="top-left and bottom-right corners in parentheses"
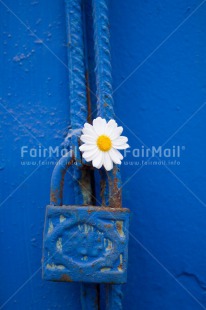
top-left (1, 0), bottom-right (206, 309)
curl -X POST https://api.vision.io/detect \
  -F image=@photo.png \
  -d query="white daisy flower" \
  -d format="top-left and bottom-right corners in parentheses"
top-left (79, 117), bottom-right (129, 171)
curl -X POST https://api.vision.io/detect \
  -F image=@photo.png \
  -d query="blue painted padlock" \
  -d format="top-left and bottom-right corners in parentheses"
top-left (42, 151), bottom-right (130, 284)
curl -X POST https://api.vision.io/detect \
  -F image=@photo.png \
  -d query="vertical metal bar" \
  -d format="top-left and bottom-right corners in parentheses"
top-left (65, 0), bottom-right (87, 132)
top-left (105, 284), bottom-right (123, 310)
top-left (81, 283), bottom-right (100, 310)
top-left (92, 0), bottom-right (122, 209)
top-left (64, 0), bottom-right (89, 206)
top-left (64, 0), bottom-right (100, 309)
top-left (92, 0), bottom-right (114, 121)
top-left (92, 0), bottom-right (124, 309)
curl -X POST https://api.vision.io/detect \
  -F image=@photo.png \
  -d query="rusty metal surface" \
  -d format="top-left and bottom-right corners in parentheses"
top-left (62, 0), bottom-right (100, 308)
top-left (50, 151), bottom-right (74, 206)
top-left (92, 0), bottom-right (122, 210)
top-left (92, 0), bottom-right (125, 307)
top-left (43, 0), bottom-right (130, 308)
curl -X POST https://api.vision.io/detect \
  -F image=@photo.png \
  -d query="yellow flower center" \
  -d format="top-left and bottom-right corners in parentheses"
top-left (96, 135), bottom-right (112, 152)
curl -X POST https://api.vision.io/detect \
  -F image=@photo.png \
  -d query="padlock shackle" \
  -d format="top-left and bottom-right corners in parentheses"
top-left (50, 151), bottom-right (75, 206)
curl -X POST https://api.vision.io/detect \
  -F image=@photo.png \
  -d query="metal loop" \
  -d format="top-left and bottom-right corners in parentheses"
top-left (50, 151), bottom-right (75, 206)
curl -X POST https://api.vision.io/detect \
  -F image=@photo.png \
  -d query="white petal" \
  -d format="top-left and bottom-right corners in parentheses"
top-left (110, 126), bottom-right (123, 140)
top-left (103, 152), bottom-right (113, 171)
top-left (93, 117), bottom-right (106, 135)
top-left (79, 144), bottom-right (97, 152)
top-left (92, 151), bottom-right (103, 169)
top-left (105, 119), bottom-right (118, 136)
top-left (80, 135), bottom-right (96, 144)
top-left (83, 123), bottom-right (93, 131)
top-left (83, 148), bottom-right (99, 162)
top-left (113, 143), bottom-right (130, 150)
top-left (116, 150), bottom-right (123, 160)
top-left (109, 148), bottom-right (122, 164)
top-left (112, 136), bottom-right (128, 145)
top-left (82, 127), bottom-right (97, 137)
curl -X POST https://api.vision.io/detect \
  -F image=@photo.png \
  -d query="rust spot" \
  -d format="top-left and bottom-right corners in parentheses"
top-left (100, 178), bottom-right (107, 206)
top-left (107, 165), bottom-right (122, 208)
top-left (118, 254), bottom-right (123, 272)
top-left (50, 155), bottom-right (75, 205)
top-left (85, 206), bottom-right (129, 213)
top-left (59, 156), bottom-right (75, 202)
top-left (60, 274), bottom-right (73, 282)
top-left (50, 190), bottom-right (58, 204)
top-left (118, 264), bottom-right (123, 271)
top-left (104, 224), bottom-right (112, 229)
top-left (116, 221), bottom-right (124, 237)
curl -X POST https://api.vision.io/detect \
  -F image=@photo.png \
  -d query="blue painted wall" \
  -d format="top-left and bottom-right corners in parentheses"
top-left (1, 0), bottom-right (206, 309)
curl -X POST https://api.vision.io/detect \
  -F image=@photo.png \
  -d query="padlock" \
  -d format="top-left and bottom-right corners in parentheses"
top-left (42, 151), bottom-right (130, 284)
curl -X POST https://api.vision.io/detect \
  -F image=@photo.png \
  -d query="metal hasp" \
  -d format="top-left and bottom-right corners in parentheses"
top-left (42, 0), bottom-right (130, 308)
